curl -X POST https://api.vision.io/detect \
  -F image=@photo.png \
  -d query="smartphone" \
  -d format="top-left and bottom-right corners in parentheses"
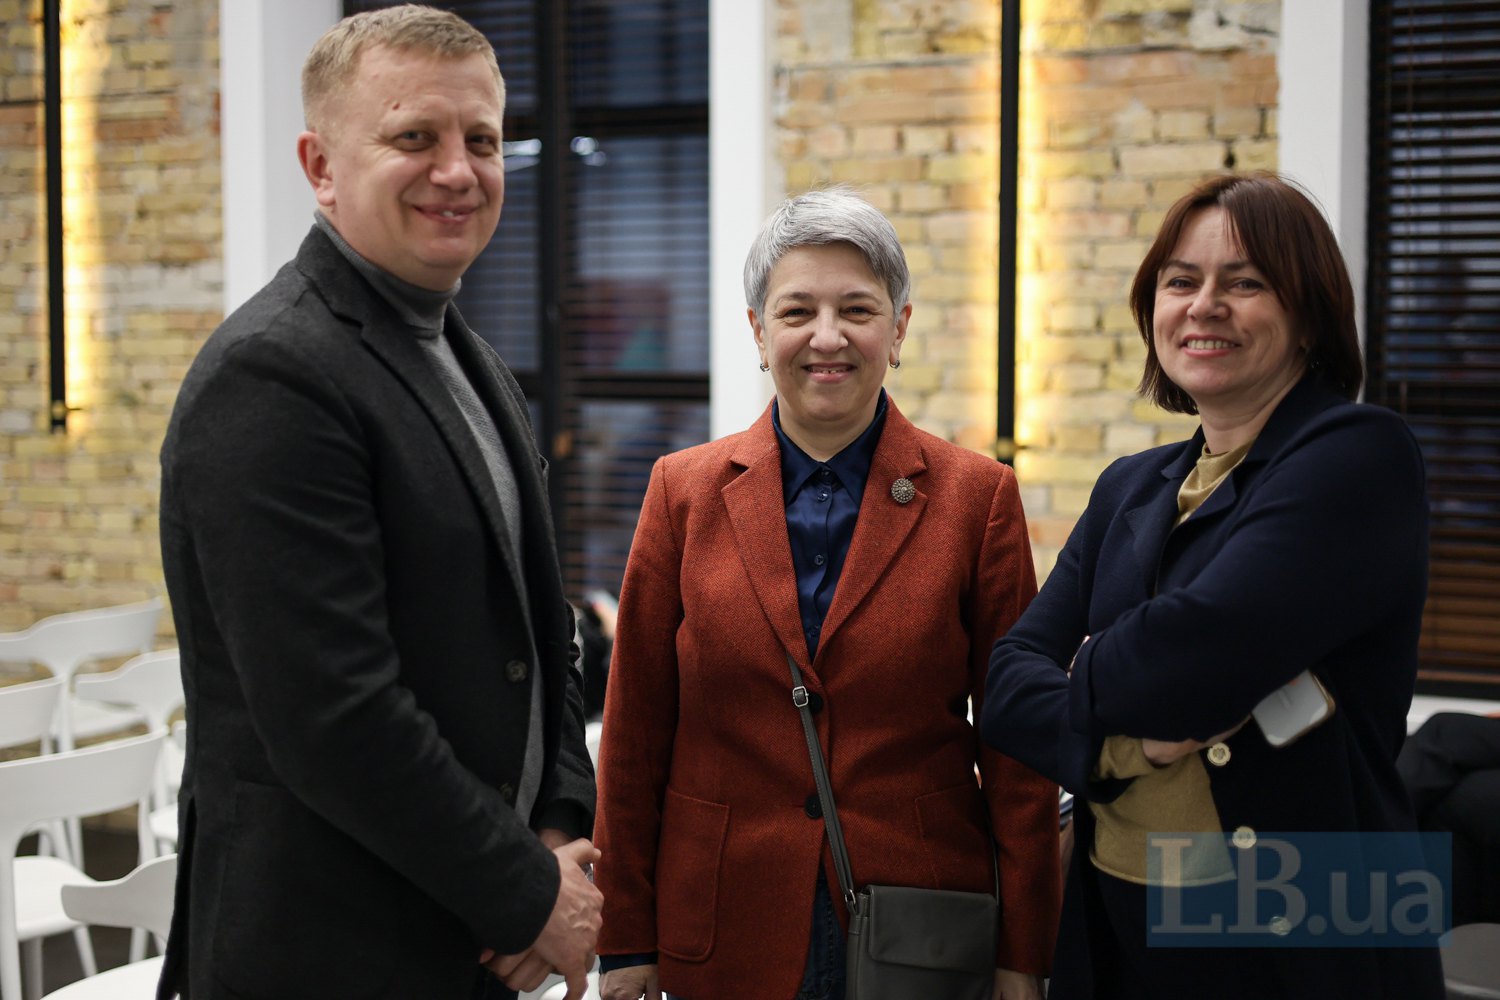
top-left (1251, 670), bottom-right (1335, 748)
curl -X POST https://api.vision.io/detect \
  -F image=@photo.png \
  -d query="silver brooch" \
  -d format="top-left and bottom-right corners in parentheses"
top-left (890, 478), bottom-right (916, 504)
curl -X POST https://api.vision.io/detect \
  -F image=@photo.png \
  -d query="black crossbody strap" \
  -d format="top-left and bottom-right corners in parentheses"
top-left (785, 651), bottom-right (1002, 909)
top-left (785, 650), bottom-right (861, 913)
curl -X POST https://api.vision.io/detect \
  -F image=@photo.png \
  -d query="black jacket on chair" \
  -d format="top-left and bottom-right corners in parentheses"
top-left (157, 227), bottom-right (594, 999)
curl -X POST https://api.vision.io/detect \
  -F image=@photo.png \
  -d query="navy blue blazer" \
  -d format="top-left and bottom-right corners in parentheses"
top-left (983, 377), bottom-right (1443, 999)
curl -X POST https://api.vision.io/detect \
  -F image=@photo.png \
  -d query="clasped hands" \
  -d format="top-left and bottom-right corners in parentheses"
top-left (480, 829), bottom-right (603, 1000)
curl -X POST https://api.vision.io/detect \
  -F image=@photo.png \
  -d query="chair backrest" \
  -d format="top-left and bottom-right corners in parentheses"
top-left (60, 854), bottom-right (177, 940)
top-left (0, 731), bottom-right (164, 850)
top-left (0, 678), bottom-right (64, 751)
top-left (73, 650), bottom-right (183, 732)
top-left (0, 599), bottom-right (164, 681)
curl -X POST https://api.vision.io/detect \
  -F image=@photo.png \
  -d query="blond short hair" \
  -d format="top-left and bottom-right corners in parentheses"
top-left (301, 4), bottom-right (505, 132)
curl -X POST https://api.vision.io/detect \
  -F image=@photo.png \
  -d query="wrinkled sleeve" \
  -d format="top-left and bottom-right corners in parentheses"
top-left (594, 458), bottom-right (684, 958)
top-left (970, 465), bottom-right (1062, 974)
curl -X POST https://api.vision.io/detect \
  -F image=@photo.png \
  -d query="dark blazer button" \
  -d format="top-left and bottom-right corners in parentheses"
top-left (505, 659), bottom-right (529, 683)
top-left (500, 783), bottom-right (516, 805)
top-left (806, 690), bottom-right (824, 714)
top-left (804, 793), bottom-right (822, 819)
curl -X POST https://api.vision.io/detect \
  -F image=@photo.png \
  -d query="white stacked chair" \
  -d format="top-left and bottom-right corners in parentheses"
top-left (148, 720), bottom-right (187, 851)
top-left (0, 600), bottom-right (163, 863)
top-left (71, 652), bottom-right (183, 963)
top-left (72, 651), bottom-right (184, 851)
top-left (39, 855), bottom-right (177, 1000)
top-left (0, 680), bottom-right (91, 983)
top-left (0, 731), bottom-right (165, 1000)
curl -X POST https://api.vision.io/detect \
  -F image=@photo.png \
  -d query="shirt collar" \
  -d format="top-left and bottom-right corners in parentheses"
top-left (773, 390), bottom-right (889, 505)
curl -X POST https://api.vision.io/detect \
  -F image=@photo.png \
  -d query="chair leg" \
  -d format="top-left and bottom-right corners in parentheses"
top-left (71, 925), bottom-right (96, 978)
top-left (2, 861), bottom-right (22, 1000)
top-left (20, 938), bottom-right (40, 1000)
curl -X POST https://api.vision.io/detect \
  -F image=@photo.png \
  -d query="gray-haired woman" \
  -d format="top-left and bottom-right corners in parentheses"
top-left (593, 188), bottom-right (1061, 1000)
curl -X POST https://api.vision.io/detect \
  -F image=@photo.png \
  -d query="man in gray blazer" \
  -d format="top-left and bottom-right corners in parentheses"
top-left (157, 7), bottom-right (599, 998)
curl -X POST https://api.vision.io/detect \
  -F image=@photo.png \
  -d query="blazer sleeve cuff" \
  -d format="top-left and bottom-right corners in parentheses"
top-left (532, 801), bottom-right (590, 841)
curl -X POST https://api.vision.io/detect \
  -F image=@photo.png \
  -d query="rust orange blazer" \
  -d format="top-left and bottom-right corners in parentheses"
top-left (595, 399), bottom-right (1061, 1000)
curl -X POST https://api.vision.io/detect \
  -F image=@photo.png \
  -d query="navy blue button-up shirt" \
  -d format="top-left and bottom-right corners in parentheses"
top-left (774, 391), bottom-right (889, 660)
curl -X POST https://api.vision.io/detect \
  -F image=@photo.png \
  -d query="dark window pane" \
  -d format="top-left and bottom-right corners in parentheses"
top-left (561, 400), bottom-right (709, 595)
top-left (565, 134), bottom-right (710, 374)
top-left (569, 0), bottom-right (709, 109)
top-left (1369, 0), bottom-right (1500, 689)
top-left (458, 154), bottom-right (541, 372)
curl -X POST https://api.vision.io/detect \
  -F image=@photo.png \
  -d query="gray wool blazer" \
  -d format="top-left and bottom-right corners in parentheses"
top-left (157, 227), bottom-right (594, 999)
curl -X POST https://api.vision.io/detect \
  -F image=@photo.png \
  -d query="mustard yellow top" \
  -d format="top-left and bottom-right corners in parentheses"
top-left (1087, 437), bottom-right (1254, 885)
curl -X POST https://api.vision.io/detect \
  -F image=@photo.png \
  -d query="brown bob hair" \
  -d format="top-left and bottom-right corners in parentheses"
top-left (1129, 172), bottom-right (1363, 414)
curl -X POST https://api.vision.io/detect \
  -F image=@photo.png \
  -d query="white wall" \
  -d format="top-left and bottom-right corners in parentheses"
top-left (219, 0), bottom-right (340, 314)
top-left (1278, 0), bottom-right (1370, 348)
top-left (708, 0), bottom-right (777, 439)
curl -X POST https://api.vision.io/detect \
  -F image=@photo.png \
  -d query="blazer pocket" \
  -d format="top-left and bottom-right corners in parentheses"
top-left (913, 781), bottom-right (993, 892)
top-left (655, 788), bottom-right (729, 962)
top-left (213, 780), bottom-right (398, 997)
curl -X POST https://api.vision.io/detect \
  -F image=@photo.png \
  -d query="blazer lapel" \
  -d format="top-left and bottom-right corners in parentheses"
top-left (722, 408), bottom-right (811, 666)
top-left (1163, 377), bottom-right (1336, 533)
top-left (1124, 436), bottom-right (1199, 575)
top-left (1183, 464), bottom-right (1240, 525)
top-left (814, 403), bottom-right (927, 662)
top-left (296, 232), bottom-right (529, 600)
top-left (441, 310), bottom-right (547, 607)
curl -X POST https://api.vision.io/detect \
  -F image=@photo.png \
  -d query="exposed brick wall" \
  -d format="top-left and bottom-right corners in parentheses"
top-left (773, 0), bottom-right (1279, 576)
top-left (0, 0), bottom-right (1283, 645)
top-left (0, 0), bottom-right (220, 638)
top-left (773, 0), bottom-right (1006, 453)
top-left (1015, 0), bottom-right (1277, 574)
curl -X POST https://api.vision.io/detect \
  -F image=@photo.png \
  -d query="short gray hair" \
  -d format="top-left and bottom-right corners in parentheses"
top-left (743, 187), bottom-right (911, 315)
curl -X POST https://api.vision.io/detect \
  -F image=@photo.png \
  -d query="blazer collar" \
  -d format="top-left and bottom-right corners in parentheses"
top-left (1127, 373), bottom-right (1345, 560)
top-left (817, 400), bottom-right (928, 663)
top-left (294, 227), bottom-right (535, 612)
top-left (1245, 373), bottom-right (1345, 463)
top-left (722, 398), bottom-right (929, 672)
top-left (724, 406), bottom-right (808, 666)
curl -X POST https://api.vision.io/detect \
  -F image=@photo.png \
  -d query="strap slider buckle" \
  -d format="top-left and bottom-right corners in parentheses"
top-left (792, 685), bottom-right (809, 708)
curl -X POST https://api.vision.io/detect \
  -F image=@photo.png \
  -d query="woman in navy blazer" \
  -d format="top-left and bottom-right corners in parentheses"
top-left (982, 173), bottom-right (1444, 999)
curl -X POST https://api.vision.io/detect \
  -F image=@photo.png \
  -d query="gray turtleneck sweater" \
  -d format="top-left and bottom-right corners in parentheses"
top-left (314, 212), bottom-right (546, 826)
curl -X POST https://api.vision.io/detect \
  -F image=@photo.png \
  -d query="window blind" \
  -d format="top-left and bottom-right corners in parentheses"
top-left (1368, 0), bottom-right (1500, 690)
